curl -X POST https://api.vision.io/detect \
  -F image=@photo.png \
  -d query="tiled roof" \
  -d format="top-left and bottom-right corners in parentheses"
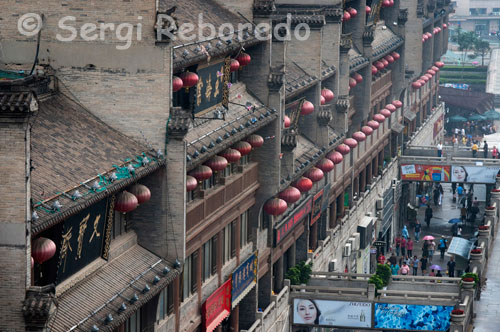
top-left (321, 61), bottom-right (336, 79)
top-left (349, 45), bottom-right (369, 72)
top-left (49, 245), bottom-right (180, 332)
top-left (285, 61), bottom-right (319, 98)
top-left (0, 91), bottom-right (37, 113)
top-left (372, 22), bottom-right (404, 60)
top-left (295, 135), bottom-right (324, 168)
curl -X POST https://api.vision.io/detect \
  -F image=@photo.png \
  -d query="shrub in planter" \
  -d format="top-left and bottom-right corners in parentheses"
top-left (285, 261), bottom-right (312, 285)
top-left (461, 272), bottom-right (479, 285)
top-left (491, 189), bottom-right (500, 192)
top-left (376, 263), bottom-right (392, 287)
top-left (452, 309), bottom-right (464, 315)
top-left (471, 248), bottom-right (482, 254)
top-left (479, 225), bottom-right (490, 230)
top-left (486, 206), bottom-right (495, 210)
top-left (462, 277), bottom-right (474, 282)
top-left (369, 274), bottom-right (384, 290)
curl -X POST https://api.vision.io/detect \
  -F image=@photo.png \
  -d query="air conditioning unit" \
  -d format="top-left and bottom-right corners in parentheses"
top-left (376, 198), bottom-right (384, 210)
top-left (348, 237), bottom-right (356, 250)
top-left (376, 210), bottom-right (383, 219)
top-left (353, 232), bottom-right (361, 251)
top-left (343, 243), bottom-right (352, 257)
top-left (328, 259), bottom-right (337, 272)
top-left (392, 178), bottom-right (398, 186)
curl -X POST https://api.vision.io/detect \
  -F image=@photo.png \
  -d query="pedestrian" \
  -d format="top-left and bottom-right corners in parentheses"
top-left (407, 238), bottom-right (414, 257)
top-left (438, 183), bottom-right (444, 205)
top-left (493, 146), bottom-right (498, 159)
top-left (472, 142), bottom-right (478, 157)
top-left (400, 262), bottom-right (410, 276)
top-left (425, 205), bottom-right (433, 228)
top-left (457, 226), bottom-right (462, 237)
top-left (377, 253), bottom-right (386, 265)
top-left (455, 128), bottom-right (459, 136)
top-left (389, 252), bottom-right (397, 266)
top-left (411, 256), bottom-right (419, 276)
top-left (447, 256), bottom-right (456, 277)
top-left (429, 269), bottom-right (436, 277)
top-left (414, 221), bottom-right (421, 242)
top-left (429, 240), bottom-right (436, 263)
top-left (420, 256), bottom-right (428, 276)
top-left (436, 270), bottom-right (443, 278)
top-left (462, 136), bottom-right (467, 146)
top-left (395, 236), bottom-right (401, 257)
top-left (391, 262), bottom-right (400, 276)
top-left (422, 240), bottom-right (430, 258)
top-left (402, 225), bottom-right (409, 239)
top-left (484, 140), bottom-right (489, 158)
top-left (461, 128), bottom-right (465, 137)
top-left (437, 142), bottom-right (443, 157)
top-left (457, 185), bottom-right (464, 208)
top-left (401, 237), bottom-right (407, 257)
top-left (439, 236), bottom-right (448, 259)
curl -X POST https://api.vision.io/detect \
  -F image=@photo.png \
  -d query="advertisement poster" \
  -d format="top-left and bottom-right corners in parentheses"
top-left (231, 252), bottom-right (257, 308)
top-left (401, 164), bottom-right (451, 182)
top-left (451, 165), bottom-right (500, 184)
top-left (374, 303), bottom-right (453, 331)
top-left (293, 299), bottom-right (371, 328)
top-left (433, 114), bottom-right (444, 138)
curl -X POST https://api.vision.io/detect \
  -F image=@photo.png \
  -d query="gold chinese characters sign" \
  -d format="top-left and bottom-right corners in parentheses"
top-left (192, 57), bottom-right (231, 115)
top-left (56, 197), bottom-right (113, 284)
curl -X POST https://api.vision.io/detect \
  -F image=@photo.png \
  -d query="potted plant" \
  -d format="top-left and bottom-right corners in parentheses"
top-left (461, 277), bottom-right (475, 289)
top-left (470, 248), bottom-right (482, 260)
top-left (450, 309), bottom-right (465, 323)
top-left (376, 263), bottom-right (392, 287)
top-left (368, 274), bottom-right (384, 296)
top-left (486, 206), bottom-right (495, 210)
top-left (479, 225), bottom-right (490, 231)
top-left (285, 261), bottom-right (312, 285)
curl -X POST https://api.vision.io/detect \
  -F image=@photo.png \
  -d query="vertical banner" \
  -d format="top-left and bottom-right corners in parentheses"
top-left (231, 252), bottom-right (258, 308)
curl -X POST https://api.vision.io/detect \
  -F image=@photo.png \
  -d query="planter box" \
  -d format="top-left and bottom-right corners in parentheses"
top-left (450, 313), bottom-right (465, 323)
top-left (461, 280), bottom-right (475, 289)
top-left (470, 252), bottom-right (482, 260)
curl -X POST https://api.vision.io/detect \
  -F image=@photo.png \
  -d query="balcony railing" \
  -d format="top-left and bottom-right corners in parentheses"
top-left (371, 70), bottom-right (392, 99)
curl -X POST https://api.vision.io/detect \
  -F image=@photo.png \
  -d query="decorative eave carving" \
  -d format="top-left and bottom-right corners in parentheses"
top-left (268, 65), bottom-right (285, 92)
top-left (290, 15), bottom-right (325, 29)
top-left (281, 131), bottom-right (297, 151)
top-left (23, 285), bottom-right (57, 331)
top-left (254, 0), bottom-right (276, 17)
top-left (398, 8), bottom-right (408, 25)
top-left (363, 24), bottom-right (375, 46)
top-left (336, 95), bottom-right (350, 113)
top-left (340, 33), bottom-right (353, 54)
top-left (167, 107), bottom-right (191, 138)
top-left (317, 105), bottom-right (333, 125)
top-left (324, 8), bottom-right (343, 24)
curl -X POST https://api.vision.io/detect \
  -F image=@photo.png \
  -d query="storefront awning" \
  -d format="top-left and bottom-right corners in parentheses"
top-left (447, 237), bottom-right (474, 260)
top-left (404, 110), bottom-right (417, 122)
top-left (391, 122), bottom-right (405, 134)
top-left (202, 279), bottom-right (232, 332)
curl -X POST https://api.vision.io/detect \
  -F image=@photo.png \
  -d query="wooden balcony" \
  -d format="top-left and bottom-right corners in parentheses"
top-left (371, 70), bottom-right (392, 100)
top-left (186, 162), bottom-right (259, 233)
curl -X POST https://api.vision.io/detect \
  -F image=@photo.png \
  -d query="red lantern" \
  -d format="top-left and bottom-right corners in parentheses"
top-left (427, 69), bottom-right (436, 76)
top-left (263, 198), bottom-right (287, 216)
top-left (385, 55), bottom-right (394, 64)
top-left (353, 131), bottom-right (367, 142)
top-left (321, 88), bottom-right (334, 102)
top-left (443, 23), bottom-right (447, 29)
top-left (372, 65), bottom-right (378, 75)
top-left (219, 148), bottom-right (241, 163)
top-left (31, 256), bottom-right (34, 269)
top-left (348, 7), bottom-right (357, 18)
top-left (115, 191), bottom-right (139, 213)
top-left (367, 120), bottom-right (380, 129)
top-left (389, 0), bottom-right (394, 6)
top-left (335, 143), bottom-right (351, 155)
top-left (301, 101), bottom-right (315, 115)
top-left (305, 167), bottom-right (324, 183)
top-left (392, 100), bottom-right (403, 108)
top-left (189, 165), bottom-right (213, 181)
top-left (381, 58), bottom-right (389, 67)
top-left (426, 32), bottom-right (433, 38)
top-left (349, 77), bottom-right (357, 88)
top-left (433, 28), bottom-right (438, 35)
top-left (293, 177), bottom-right (313, 193)
top-left (435, 61), bottom-right (445, 68)
top-left (431, 65), bottom-right (440, 72)
top-left (366, 5), bottom-right (371, 14)
top-left (420, 75), bottom-right (429, 82)
top-left (320, 95), bottom-right (326, 105)
top-left (391, 52), bottom-right (400, 60)
top-left (233, 141), bottom-right (252, 156)
top-left (412, 81), bottom-right (422, 89)
top-left (32, 237), bottom-right (56, 264)
top-left (380, 109), bottom-right (392, 118)
top-left (172, 76), bottom-right (183, 92)
top-left (205, 156), bottom-right (228, 172)
top-left (374, 114), bottom-right (386, 123)
top-left (418, 79), bottom-right (426, 86)
top-left (230, 59), bottom-right (240, 72)
top-left (375, 61), bottom-right (384, 70)
top-left (342, 11), bottom-right (351, 22)
top-left (186, 175), bottom-right (197, 192)
top-left (316, 158), bottom-right (334, 173)
top-left (353, 73), bottom-right (363, 84)
top-left (361, 126), bottom-right (373, 136)
top-left (179, 72), bottom-right (199, 88)
top-left (382, 0), bottom-right (391, 7)
top-left (246, 134), bottom-right (264, 148)
top-left (284, 115), bottom-right (291, 128)
top-left (326, 151), bottom-right (343, 164)
top-left (129, 184), bottom-right (151, 205)
top-left (279, 187), bottom-right (301, 204)
top-left (422, 37), bottom-right (426, 43)
top-left (344, 138), bottom-right (358, 149)
top-left (385, 104), bottom-right (397, 113)
top-left (424, 73), bottom-right (433, 80)
top-left (423, 34), bottom-right (428, 41)
top-left (236, 52), bottom-right (251, 66)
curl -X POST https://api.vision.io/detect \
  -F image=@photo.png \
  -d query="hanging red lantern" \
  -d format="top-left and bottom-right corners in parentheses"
top-left (374, 114), bottom-right (386, 123)
top-left (321, 88), bottom-right (334, 103)
top-left (279, 187), bottom-right (301, 204)
top-left (320, 95), bottom-right (326, 105)
top-left (348, 7), bottom-right (357, 18)
top-left (435, 61), bottom-right (445, 68)
top-left (389, 0), bottom-right (394, 6)
top-left (353, 131), bottom-right (367, 142)
top-left (431, 65), bottom-right (440, 72)
top-left (353, 73), bottom-right (363, 84)
top-left (293, 177), bottom-right (313, 193)
top-left (366, 5), bottom-right (371, 14)
top-left (31, 256), bottom-right (34, 269)
top-left (172, 76), bottom-right (184, 92)
top-left (372, 65), bottom-right (378, 75)
top-left (335, 143), bottom-right (351, 155)
top-left (349, 77), bottom-right (357, 88)
top-left (424, 73), bottom-right (433, 80)
top-left (385, 55), bottom-right (394, 64)
top-left (204, 156), bottom-right (228, 172)
top-left (115, 191), bottom-right (139, 213)
top-left (380, 109), bottom-right (392, 118)
top-left (326, 151), bottom-right (343, 164)
top-left (316, 158), bottom-right (334, 173)
top-left (236, 52), bottom-right (251, 66)
top-left (412, 81), bottom-right (422, 89)
top-left (301, 101), bottom-right (315, 115)
top-left (219, 148), bottom-right (241, 163)
top-left (382, 0), bottom-right (391, 7)
top-left (375, 61), bottom-right (384, 70)
top-left (427, 70), bottom-right (435, 77)
top-left (179, 72), bottom-right (199, 88)
top-left (230, 59), bottom-right (240, 72)
top-left (418, 79), bottom-right (426, 86)
top-left (263, 198), bottom-right (287, 216)
top-left (443, 23), bottom-right (448, 29)
top-left (342, 11), bottom-right (351, 22)
top-left (284, 115), bottom-right (291, 128)
top-left (246, 134), bottom-right (264, 148)
top-left (391, 52), bottom-right (400, 60)
top-left (422, 37), bottom-right (426, 43)
top-left (32, 237), bottom-right (56, 264)
top-left (392, 100), bottom-right (403, 108)
top-left (367, 120), bottom-right (380, 129)
top-left (420, 75), bottom-right (429, 82)
top-left (385, 104), bottom-right (397, 113)
top-left (426, 32), bottom-right (433, 38)
top-left (189, 165), bottom-right (213, 182)
top-left (361, 126), bottom-right (373, 136)
top-left (186, 175), bottom-right (197, 192)
top-left (305, 167), bottom-right (324, 183)
top-left (423, 34), bottom-right (428, 41)
top-left (129, 184), bottom-right (151, 205)
top-left (381, 58), bottom-right (389, 67)
top-left (344, 138), bottom-right (358, 149)
top-left (233, 141), bottom-right (252, 156)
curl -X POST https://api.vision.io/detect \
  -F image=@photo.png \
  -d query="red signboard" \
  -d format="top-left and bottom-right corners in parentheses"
top-left (310, 189), bottom-right (324, 226)
top-left (202, 279), bottom-right (232, 332)
top-left (274, 197), bottom-right (312, 246)
top-left (401, 164), bottom-right (451, 182)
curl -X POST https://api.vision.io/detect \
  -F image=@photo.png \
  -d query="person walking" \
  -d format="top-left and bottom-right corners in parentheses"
top-left (447, 256), bottom-right (456, 277)
top-left (411, 256), bottom-right (420, 276)
top-left (492, 146), bottom-right (498, 159)
top-left (402, 225), bottom-right (409, 240)
top-left (472, 142), bottom-right (478, 157)
top-left (437, 142), bottom-right (443, 157)
top-left (414, 221), bottom-right (422, 242)
top-left (456, 185), bottom-right (464, 209)
top-left (377, 253), bottom-right (386, 265)
top-left (400, 262), bottom-right (410, 276)
top-left (422, 240), bottom-right (430, 258)
top-left (389, 252), bottom-right (397, 266)
top-left (401, 237), bottom-right (407, 257)
top-left (425, 205), bottom-right (433, 228)
top-left (407, 238), bottom-right (414, 257)
top-left (484, 140), bottom-right (488, 158)
top-left (395, 236), bottom-right (401, 257)
top-left (439, 236), bottom-right (448, 259)
top-left (429, 240), bottom-right (436, 263)
top-left (391, 262), bottom-right (400, 276)
top-left (420, 256), bottom-right (428, 276)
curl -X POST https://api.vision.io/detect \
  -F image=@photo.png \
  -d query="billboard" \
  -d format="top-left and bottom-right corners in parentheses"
top-left (374, 303), bottom-right (453, 331)
top-left (401, 164), bottom-right (451, 182)
top-left (451, 165), bottom-right (500, 183)
top-left (293, 299), bottom-right (371, 328)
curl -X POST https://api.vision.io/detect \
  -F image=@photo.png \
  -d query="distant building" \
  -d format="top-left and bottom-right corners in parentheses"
top-left (450, 0), bottom-right (500, 35)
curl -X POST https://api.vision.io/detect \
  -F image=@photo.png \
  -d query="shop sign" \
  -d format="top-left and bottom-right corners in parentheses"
top-left (56, 197), bottom-right (113, 284)
top-left (373, 241), bottom-right (386, 247)
top-left (202, 279), bottom-right (232, 332)
top-left (293, 299), bottom-right (372, 328)
top-left (274, 197), bottom-right (312, 246)
top-left (310, 188), bottom-right (324, 226)
top-left (231, 252), bottom-right (258, 309)
top-left (192, 57), bottom-right (231, 115)
top-left (374, 303), bottom-right (453, 331)
top-left (401, 164), bottom-right (451, 182)
top-left (451, 165), bottom-right (500, 184)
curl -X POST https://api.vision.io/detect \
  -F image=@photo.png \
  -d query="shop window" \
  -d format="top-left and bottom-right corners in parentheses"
top-left (181, 252), bottom-right (197, 301)
top-left (125, 310), bottom-right (141, 332)
top-left (157, 283), bottom-right (174, 321)
top-left (223, 221), bottom-right (236, 264)
top-left (202, 235), bottom-right (217, 282)
top-left (240, 210), bottom-right (249, 248)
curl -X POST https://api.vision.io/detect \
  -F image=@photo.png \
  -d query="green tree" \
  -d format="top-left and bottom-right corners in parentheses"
top-left (376, 263), bottom-right (392, 287)
top-left (473, 39), bottom-right (490, 66)
top-left (451, 28), bottom-right (476, 67)
top-left (285, 261), bottom-right (312, 285)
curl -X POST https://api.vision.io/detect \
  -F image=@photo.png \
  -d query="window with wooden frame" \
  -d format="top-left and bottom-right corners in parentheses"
top-left (223, 221), bottom-right (236, 264)
top-left (202, 235), bottom-right (217, 282)
top-left (240, 210), bottom-right (249, 248)
top-left (181, 252), bottom-right (197, 301)
top-left (157, 283), bottom-right (174, 321)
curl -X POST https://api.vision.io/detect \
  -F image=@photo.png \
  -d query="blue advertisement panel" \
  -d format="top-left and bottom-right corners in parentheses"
top-left (374, 303), bottom-right (453, 331)
top-left (231, 252), bottom-right (257, 308)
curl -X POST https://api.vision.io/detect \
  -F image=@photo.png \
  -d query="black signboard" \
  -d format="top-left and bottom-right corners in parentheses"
top-left (193, 57), bottom-right (230, 115)
top-left (56, 197), bottom-right (113, 283)
top-left (374, 241), bottom-right (386, 247)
